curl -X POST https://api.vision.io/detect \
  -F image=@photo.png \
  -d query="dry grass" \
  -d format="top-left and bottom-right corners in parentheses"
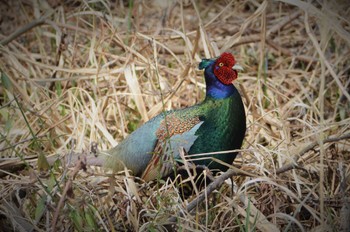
top-left (1, 0), bottom-right (350, 231)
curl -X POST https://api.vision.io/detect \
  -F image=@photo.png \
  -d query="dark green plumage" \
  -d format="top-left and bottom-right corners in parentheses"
top-left (186, 93), bottom-right (246, 172)
top-left (102, 52), bottom-right (246, 181)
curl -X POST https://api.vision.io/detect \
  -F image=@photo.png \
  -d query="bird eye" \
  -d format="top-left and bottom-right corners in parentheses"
top-left (218, 62), bottom-right (224, 67)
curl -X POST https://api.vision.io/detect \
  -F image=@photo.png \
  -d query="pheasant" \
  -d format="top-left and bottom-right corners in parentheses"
top-left (99, 52), bottom-right (246, 181)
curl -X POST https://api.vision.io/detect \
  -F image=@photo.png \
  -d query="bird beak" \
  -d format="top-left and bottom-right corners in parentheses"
top-left (232, 64), bottom-right (244, 71)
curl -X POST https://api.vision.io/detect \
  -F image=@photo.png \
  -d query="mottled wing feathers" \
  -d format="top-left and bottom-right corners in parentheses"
top-left (141, 114), bottom-right (203, 181)
top-left (156, 115), bottom-right (201, 140)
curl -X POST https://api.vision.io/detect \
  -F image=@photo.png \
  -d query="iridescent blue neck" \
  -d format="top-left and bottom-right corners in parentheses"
top-left (204, 62), bottom-right (236, 99)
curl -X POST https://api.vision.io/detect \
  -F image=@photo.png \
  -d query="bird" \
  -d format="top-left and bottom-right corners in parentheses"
top-left (98, 52), bottom-right (246, 182)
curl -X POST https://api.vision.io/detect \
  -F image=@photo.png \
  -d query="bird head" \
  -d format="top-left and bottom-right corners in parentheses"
top-left (199, 52), bottom-right (242, 85)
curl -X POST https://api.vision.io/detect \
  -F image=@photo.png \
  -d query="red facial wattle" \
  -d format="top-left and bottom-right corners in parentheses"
top-left (213, 53), bottom-right (238, 85)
